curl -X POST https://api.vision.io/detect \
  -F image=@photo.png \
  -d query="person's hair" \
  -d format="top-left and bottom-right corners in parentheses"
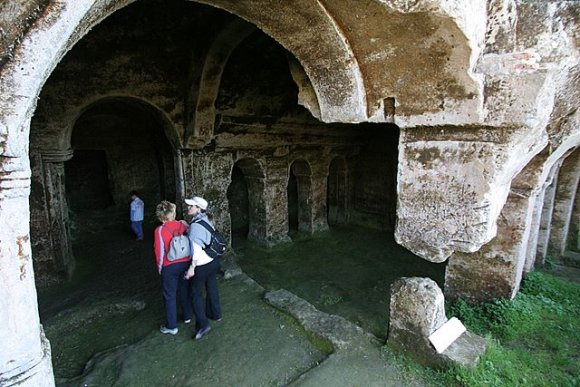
top-left (129, 190), bottom-right (138, 197)
top-left (195, 207), bottom-right (213, 221)
top-left (156, 201), bottom-right (176, 222)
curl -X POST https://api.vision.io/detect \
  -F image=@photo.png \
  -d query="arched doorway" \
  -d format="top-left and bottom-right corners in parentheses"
top-left (227, 158), bottom-right (266, 245)
top-left (65, 98), bottom-right (176, 218)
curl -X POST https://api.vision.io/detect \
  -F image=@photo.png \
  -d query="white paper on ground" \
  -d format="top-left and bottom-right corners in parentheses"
top-left (428, 317), bottom-right (467, 354)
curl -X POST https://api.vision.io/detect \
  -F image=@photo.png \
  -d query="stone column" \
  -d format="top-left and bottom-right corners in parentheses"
top-left (395, 127), bottom-right (516, 263)
top-left (445, 184), bottom-right (537, 302)
top-left (310, 163), bottom-right (330, 233)
top-left (0, 167), bottom-right (54, 385)
top-left (536, 163), bottom-right (561, 265)
top-left (29, 149), bottom-right (75, 287)
top-left (174, 149), bottom-right (186, 219)
top-left (548, 151), bottom-right (580, 262)
top-left (523, 188), bottom-right (545, 273)
top-left (241, 174), bottom-right (267, 244)
top-left (570, 190), bottom-right (580, 252)
top-left (263, 157), bottom-right (291, 246)
top-left (181, 150), bottom-right (234, 243)
top-left (290, 160), bottom-right (314, 234)
top-left (524, 161), bottom-right (560, 269)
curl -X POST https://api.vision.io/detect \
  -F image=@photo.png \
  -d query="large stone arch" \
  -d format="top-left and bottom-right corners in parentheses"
top-left (193, 0), bottom-right (484, 125)
top-left (0, 2), bottom-right (137, 378)
top-left (444, 126), bottom-right (580, 302)
top-left (32, 95), bottom-right (182, 155)
top-left (29, 95), bottom-right (181, 286)
top-left (1, 1), bottom-right (579, 384)
top-left (65, 96), bottom-right (180, 204)
top-left (0, 0), bottom-right (488, 297)
top-left (185, 19), bottom-right (258, 148)
top-left (194, 0), bottom-right (367, 123)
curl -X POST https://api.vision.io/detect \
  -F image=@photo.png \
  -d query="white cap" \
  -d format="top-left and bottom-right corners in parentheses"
top-left (185, 196), bottom-right (208, 210)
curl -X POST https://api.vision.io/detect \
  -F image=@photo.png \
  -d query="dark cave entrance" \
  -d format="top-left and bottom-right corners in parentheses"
top-left (227, 158), bottom-right (266, 247)
top-left (65, 150), bottom-right (115, 211)
top-left (66, 98), bottom-right (176, 232)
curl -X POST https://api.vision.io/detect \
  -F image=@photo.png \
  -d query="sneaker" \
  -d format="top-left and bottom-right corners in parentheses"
top-left (194, 326), bottom-right (212, 340)
top-left (184, 319), bottom-right (192, 324)
top-left (160, 326), bottom-right (178, 335)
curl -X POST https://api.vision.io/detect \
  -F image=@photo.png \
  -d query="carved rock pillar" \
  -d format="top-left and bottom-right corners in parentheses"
top-left (548, 151), bottom-right (580, 262)
top-left (445, 186), bottom-right (537, 302)
top-left (310, 164), bottom-right (330, 233)
top-left (263, 158), bottom-right (291, 246)
top-left (536, 163), bottom-right (561, 265)
top-left (570, 188), bottom-right (580, 252)
top-left (292, 165), bottom-right (313, 234)
top-left (525, 161), bottom-right (560, 268)
top-left (181, 150), bottom-right (233, 243)
top-left (29, 149), bottom-right (74, 287)
top-left (524, 187), bottom-right (547, 273)
top-left (0, 165), bottom-right (54, 385)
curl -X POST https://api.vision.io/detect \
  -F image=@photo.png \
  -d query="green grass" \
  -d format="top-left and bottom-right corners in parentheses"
top-left (436, 271), bottom-right (579, 386)
top-left (387, 271), bottom-right (579, 386)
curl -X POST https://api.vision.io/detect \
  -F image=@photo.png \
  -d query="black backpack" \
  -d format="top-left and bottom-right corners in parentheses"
top-left (194, 220), bottom-right (226, 259)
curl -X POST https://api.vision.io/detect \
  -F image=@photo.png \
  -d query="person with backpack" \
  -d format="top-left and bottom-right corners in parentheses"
top-left (154, 200), bottom-right (192, 335)
top-left (183, 195), bottom-right (222, 340)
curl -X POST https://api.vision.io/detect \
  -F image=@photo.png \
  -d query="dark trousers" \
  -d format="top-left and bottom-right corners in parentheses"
top-left (161, 261), bottom-right (192, 329)
top-left (191, 258), bottom-right (221, 330)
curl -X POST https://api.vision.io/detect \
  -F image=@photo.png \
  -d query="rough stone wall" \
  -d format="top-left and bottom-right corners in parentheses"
top-left (350, 127), bottom-right (399, 231)
top-left (197, 0), bottom-right (486, 125)
top-left (446, 138), bottom-right (578, 301)
top-left (29, 1), bottom-right (227, 152)
top-left (1, 1), bottom-right (579, 383)
top-left (181, 146), bottom-right (356, 247)
top-left (396, 1), bottom-right (579, 268)
top-left (0, 0), bottom-right (50, 70)
top-left (30, 152), bottom-right (75, 287)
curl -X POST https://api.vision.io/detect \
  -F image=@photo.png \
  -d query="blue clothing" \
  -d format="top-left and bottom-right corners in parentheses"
top-left (130, 197), bottom-right (144, 221)
top-left (189, 213), bottom-right (214, 248)
top-left (130, 196), bottom-right (144, 239)
top-left (161, 261), bottom-right (192, 329)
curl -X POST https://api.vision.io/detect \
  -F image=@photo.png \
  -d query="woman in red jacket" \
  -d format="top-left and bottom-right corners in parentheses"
top-left (154, 201), bottom-right (192, 335)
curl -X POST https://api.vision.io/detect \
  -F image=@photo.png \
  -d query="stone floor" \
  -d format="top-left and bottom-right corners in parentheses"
top-left (37, 211), bottom-right (443, 385)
